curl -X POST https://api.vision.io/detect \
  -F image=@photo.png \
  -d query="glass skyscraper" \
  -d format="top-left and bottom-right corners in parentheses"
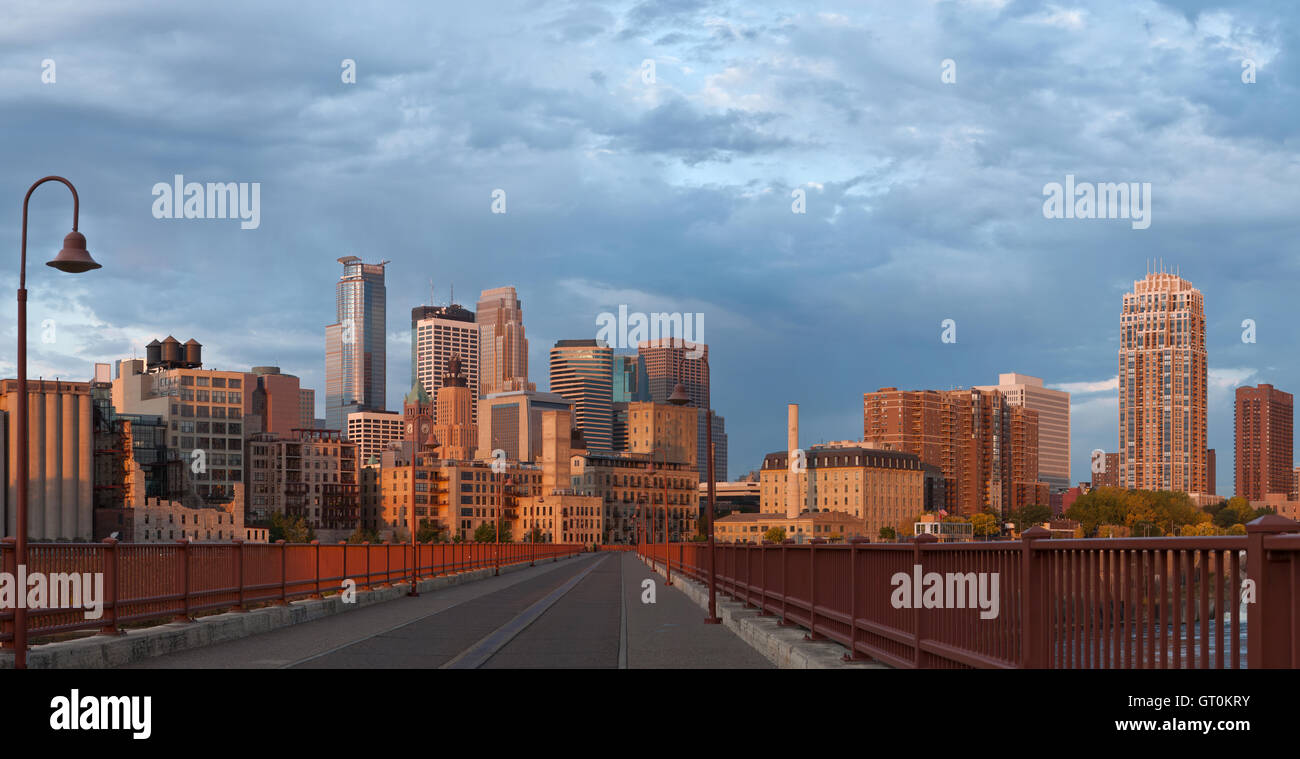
top-left (326, 256), bottom-right (387, 433)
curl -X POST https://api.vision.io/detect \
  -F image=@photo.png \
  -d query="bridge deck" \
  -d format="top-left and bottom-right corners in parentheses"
top-left (123, 552), bottom-right (772, 669)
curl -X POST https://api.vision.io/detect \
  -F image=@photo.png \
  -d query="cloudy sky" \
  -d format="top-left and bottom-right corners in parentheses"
top-left (2, 0), bottom-right (1297, 491)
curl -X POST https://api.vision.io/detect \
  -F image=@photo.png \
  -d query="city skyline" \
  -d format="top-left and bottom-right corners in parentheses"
top-left (4, 2), bottom-right (1298, 493)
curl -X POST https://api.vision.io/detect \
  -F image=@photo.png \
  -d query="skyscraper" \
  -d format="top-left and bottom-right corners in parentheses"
top-left (636, 339), bottom-right (727, 481)
top-left (326, 256), bottom-right (388, 433)
top-left (1234, 384), bottom-right (1293, 500)
top-left (476, 286), bottom-right (534, 395)
top-left (1117, 269), bottom-right (1208, 493)
top-left (974, 373), bottom-right (1071, 492)
top-left (412, 303), bottom-right (479, 424)
top-left (549, 339), bottom-right (614, 452)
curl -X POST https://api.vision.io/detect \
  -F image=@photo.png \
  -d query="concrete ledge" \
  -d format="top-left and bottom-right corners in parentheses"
top-left (643, 557), bottom-right (888, 670)
top-left (0, 553), bottom-right (584, 670)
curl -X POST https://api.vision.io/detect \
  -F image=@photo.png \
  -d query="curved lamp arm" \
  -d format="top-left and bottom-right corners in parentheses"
top-left (20, 175), bottom-right (80, 289)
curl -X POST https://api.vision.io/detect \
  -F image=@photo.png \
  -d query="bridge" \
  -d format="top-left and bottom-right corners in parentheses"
top-left (3, 514), bottom-right (1299, 669)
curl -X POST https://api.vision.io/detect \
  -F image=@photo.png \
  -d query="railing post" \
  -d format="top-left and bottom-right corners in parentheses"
top-left (310, 540), bottom-right (322, 599)
top-left (911, 533), bottom-right (938, 667)
top-left (1020, 526), bottom-right (1051, 668)
top-left (362, 541), bottom-right (372, 590)
top-left (1246, 514), bottom-right (1300, 669)
top-left (0, 538), bottom-right (15, 649)
top-left (844, 537), bottom-right (869, 661)
top-left (276, 540), bottom-right (287, 605)
top-left (173, 538), bottom-right (193, 623)
top-left (340, 540), bottom-right (348, 594)
top-left (232, 539), bottom-right (247, 612)
top-left (756, 540), bottom-right (772, 616)
top-left (806, 538), bottom-right (827, 641)
top-left (99, 537), bottom-right (123, 635)
top-left (778, 539), bottom-right (794, 626)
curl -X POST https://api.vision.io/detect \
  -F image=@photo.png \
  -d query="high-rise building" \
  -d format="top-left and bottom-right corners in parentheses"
top-left (476, 286), bottom-right (534, 395)
top-left (1117, 269), bottom-right (1208, 493)
top-left (477, 389), bottom-right (573, 463)
top-left (611, 354), bottom-right (639, 451)
top-left (326, 256), bottom-right (388, 432)
top-left (412, 303), bottom-right (480, 424)
top-left (636, 339), bottom-right (727, 481)
top-left (346, 410), bottom-right (404, 467)
top-left (112, 345), bottom-right (253, 504)
top-left (863, 386), bottom-right (1046, 518)
top-left (549, 339), bottom-right (614, 452)
top-left (1234, 384), bottom-right (1293, 500)
top-left (431, 355), bottom-right (478, 461)
top-left (250, 366), bottom-right (313, 436)
top-left (975, 373), bottom-right (1071, 492)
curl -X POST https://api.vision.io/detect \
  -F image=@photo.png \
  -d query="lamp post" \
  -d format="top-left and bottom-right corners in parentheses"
top-left (659, 447), bottom-right (672, 586)
top-left (408, 450), bottom-right (419, 597)
top-left (703, 408), bottom-right (719, 624)
top-left (495, 468), bottom-right (503, 576)
top-left (12, 177), bottom-right (101, 670)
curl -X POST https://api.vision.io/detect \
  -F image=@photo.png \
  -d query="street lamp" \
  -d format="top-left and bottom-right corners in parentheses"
top-left (13, 176), bottom-right (101, 670)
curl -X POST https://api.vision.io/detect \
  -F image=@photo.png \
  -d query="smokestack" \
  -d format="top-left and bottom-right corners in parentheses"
top-left (786, 403), bottom-right (799, 520)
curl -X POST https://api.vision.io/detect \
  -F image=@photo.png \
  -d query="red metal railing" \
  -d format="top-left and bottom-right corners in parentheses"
top-left (0, 538), bottom-right (581, 645)
top-left (640, 515), bottom-right (1300, 669)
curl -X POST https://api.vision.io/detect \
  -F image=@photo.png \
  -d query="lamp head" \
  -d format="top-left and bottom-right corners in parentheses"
top-left (46, 231), bottom-right (101, 273)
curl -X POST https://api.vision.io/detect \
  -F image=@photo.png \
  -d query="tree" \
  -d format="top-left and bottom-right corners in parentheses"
top-left (524, 526), bottom-right (544, 543)
top-left (267, 511), bottom-right (315, 543)
top-left (346, 527), bottom-right (380, 544)
top-left (878, 526), bottom-right (896, 541)
top-left (971, 512), bottom-right (999, 538)
top-left (1010, 504), bottom-right (1051, 531)
top-left (415, 523), bottom-right (442, 543)
top-left (473, 522), bottom-right (513, 543)
top-left (763, 526), bottom-right (786, 543)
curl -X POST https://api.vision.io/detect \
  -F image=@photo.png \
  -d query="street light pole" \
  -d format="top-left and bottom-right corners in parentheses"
top-left (704, 408), bottom-right (719, 624)
top-left (495, 468), bottom-right (503, 576)
top-left (12, 176), bottom-right (101, 670)
top-left (661, 448), bottom-right (672, 586)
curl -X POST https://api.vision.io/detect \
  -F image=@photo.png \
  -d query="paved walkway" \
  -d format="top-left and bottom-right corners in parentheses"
top-left (125, 552), bottom-right (771, 669)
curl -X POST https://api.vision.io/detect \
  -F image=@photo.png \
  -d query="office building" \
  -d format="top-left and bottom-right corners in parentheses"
top-left (636, 339), bottom-right (727, 481)
top-left (326, 256), bottom-right (388, 431)
top-left (412, 303), bottom-right (480, 423)
top-left (477, 286), bottom-right (534, 395)
top-left (549, 339), bottom-right (614, 452)
top-left (346, 410), bottom-right (405, 468)
top-left (477, 389), bottom-right (573, 463)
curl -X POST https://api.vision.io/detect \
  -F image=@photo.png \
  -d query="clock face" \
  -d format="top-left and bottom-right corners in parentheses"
top-left (421, 423), bottom-right (430, 434)
top-left (406, 423), bottom-right (413, 433)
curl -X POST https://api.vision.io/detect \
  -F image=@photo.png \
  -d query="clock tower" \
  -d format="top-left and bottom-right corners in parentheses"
top-left (403, 378), bottom-right (436, 449)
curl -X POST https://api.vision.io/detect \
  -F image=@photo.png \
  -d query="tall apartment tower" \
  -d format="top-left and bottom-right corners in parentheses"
top-left (412, 303), bottom-right (480, 424)
top-left (549, 339), bottom-right (614, 452)
top-left (1234, 384), bottom-right (1293, 500)
top-left (975, 373), bottom-right (1070, 492)
top-left (1117, 269), bottom-right (1208, 493)
top-left (636, 339), bottom-right (727, 481)
top-left (863, 386), bottom-right (1045, 518)
top-left (611, 353), bottom-right (639, 451)
top-left (326, 256), bottom-right (388, 432)
top-left (476, 286), bottom-right (534, 395)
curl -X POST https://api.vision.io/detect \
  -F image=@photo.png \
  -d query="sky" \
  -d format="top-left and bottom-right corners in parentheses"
top-left (2, 0), bottom-right (1298, 492)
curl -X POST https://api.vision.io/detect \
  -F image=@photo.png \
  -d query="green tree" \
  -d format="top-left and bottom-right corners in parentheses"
top-left (1010, 504), bottom-right (1051, 531)
top-left (524, 526), bottom-right (544, 543)
top-left (267, 512), bottom-right (315, 543)
top-left (415, 523), bottom-right (442, 543)
top-left (763, 526), bottom-right (786, 543)
top-left (971, 511), bottom-right (999, 538)
top-left (346, 527), bottom-right (381, 544)
top-left (473, 522), bottom-right (513, 543)
top-left (878, 526), bottom-right (896, 541)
